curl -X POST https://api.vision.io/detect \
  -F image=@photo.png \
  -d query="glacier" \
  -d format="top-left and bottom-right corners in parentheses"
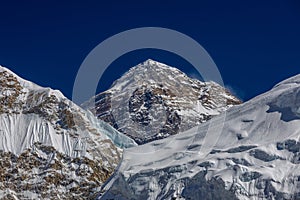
top-left (100, 74), bottom-right (300, 200)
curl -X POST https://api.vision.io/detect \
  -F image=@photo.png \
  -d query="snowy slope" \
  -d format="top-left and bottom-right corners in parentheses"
top-left (0, 65), bottom-right (136, 199)
top-left (83, 59), bottom-right (241, 144)
top-left (100, 74), bottom-right (300, 200)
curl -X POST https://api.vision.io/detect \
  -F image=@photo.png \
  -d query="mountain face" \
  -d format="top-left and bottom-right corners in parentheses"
top-left (0, 66), bottom-right (136, 199)
top-left (100, 74), bottom-right (300, 200)
top-left (83, 59), bottom-right (241, 144)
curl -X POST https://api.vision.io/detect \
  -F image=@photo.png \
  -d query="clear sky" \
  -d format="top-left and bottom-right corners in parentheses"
top-left (0, 0), bottom-right (299, 102)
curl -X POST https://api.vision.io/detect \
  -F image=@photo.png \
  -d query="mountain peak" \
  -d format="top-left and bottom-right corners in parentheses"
top-left (141, 59), bottom-right (173, 68)
top-left (128, 59), bottom-right (184, 74)
top-left (143, 58), bottom-right (162, 65)
top-left (84, 60), bottom-right (241, 144)
top-left (109, 59), bottom-right (197, 91)
top-left (0, 64), bottom-right (46, 91)
top-left (0, 65), bottom-right (24, 79)
top-left (0, 65), bottom-right (22, 81)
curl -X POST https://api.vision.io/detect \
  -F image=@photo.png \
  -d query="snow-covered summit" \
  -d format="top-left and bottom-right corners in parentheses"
top-left (125, 59), bottom-right (183, 75)
top-left (100, 74), bottom-right (300, 200)
top-left (83, 60), bottom-right (241, 144)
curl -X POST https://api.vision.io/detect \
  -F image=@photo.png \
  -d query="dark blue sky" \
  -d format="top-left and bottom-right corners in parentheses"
top-left (0, 0), bottom-right (299, 102)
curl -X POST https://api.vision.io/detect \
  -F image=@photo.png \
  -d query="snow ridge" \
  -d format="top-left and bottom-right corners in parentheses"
top-left (100, 74), bottom-right (300, 200)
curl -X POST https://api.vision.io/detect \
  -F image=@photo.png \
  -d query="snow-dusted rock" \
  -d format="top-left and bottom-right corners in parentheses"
top-left (83, 59), bottom-right (241, 144)
top-left (0, 65), bottom-right (136, 199)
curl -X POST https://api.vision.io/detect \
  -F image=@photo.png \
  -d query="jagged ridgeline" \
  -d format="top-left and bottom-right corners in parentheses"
top-left (0, 66), bottom-right (136, 199)
top-left (83, 59), bottom-right (241, 144)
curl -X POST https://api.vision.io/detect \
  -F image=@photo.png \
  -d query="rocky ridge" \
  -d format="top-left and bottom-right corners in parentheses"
top-left (0, 65), bottom-right (136, 199)
top-left (83, 59), bottom-right (241, 144)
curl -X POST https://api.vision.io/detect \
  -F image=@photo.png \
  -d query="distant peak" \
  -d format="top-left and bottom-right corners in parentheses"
top-left (143, 59), bottom-right (165, 65)
top-left (131, 59), bottom-right (182, 73)
top-left (144, 58), bottom-right (156, 63)
top-left (139, 59), bottom-right (167, 67)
